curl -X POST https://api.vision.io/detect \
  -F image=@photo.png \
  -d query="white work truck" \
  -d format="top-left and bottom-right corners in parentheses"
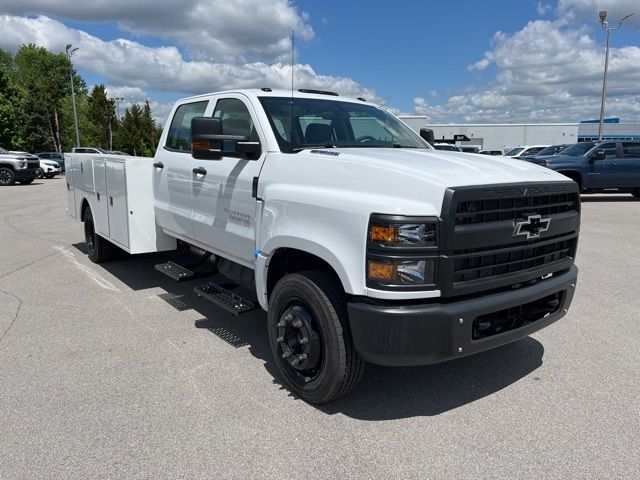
top-left (66, 88), bottom-right (580, 403)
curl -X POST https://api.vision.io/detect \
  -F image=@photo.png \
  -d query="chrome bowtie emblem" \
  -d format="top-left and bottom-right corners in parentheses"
top-left (513, 214), bottom-right (551, 239)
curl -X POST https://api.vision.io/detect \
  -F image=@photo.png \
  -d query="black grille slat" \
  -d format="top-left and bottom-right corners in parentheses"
top-left (455, 193), bottom-right (579, 226)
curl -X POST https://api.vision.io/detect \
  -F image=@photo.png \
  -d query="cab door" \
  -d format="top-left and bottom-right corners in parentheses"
top-left (153, 100), bottom-right (209, 239)
top-left (586, 142), bottom-right (617, 188)
top-left (190, 95), bottom-right (267, 266)
top-left (616, 142), bottom-right (640, 188)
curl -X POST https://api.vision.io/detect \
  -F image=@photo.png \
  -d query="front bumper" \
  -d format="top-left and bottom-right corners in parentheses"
top-left (14, 168), bottom-right (39, 180)
top-left (348, 265), bottom-right (577, 366)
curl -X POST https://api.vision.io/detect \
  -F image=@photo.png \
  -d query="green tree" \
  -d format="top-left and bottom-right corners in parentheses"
top-left (86, 85), bottom-right (116, 150)
top-left (0, 61), bottom-right (27, 149)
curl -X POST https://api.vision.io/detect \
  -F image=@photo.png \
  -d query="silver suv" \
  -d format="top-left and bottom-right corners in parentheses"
top-left (0, 147), bottom-right (40, 186)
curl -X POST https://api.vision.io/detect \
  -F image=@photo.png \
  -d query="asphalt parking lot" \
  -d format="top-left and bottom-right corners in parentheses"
top-left (1, 178), bottom-right (639, 479)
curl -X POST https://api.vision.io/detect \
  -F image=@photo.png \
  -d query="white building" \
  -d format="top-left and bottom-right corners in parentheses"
top-left (399, 116), bottom-right (579, 151)
top-left (399, 116), bottom-right (640, 151)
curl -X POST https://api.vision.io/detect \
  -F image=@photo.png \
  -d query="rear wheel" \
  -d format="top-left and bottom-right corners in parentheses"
top-left (84, 207), bottom-right (116, 263)
top-left (267, 271), bottom-right (365, 404)
top-left (18, 178), bottom-right (34, 184)
top-left (36, 169), bottom-right (44, 179)
top-left (45, 174), bottom-right (55, 179)
top-left (633, 190), bottom-right (640, 199)
top-left (0, 167), bottom-right (16, 186)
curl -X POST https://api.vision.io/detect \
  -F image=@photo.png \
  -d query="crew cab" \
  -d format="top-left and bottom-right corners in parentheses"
top-left (0, 147), bottom-right (40, 185)
top-left (522, 140), bottom-right (640, 198)
top-left (66, 89), bottom-right (580, 403)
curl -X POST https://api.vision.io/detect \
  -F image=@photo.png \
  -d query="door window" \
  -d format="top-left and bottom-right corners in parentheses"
top-left (622, 143), bottom-right (640, 159)
top-left (212, 98), bottom-right (259, 154)
top-left (166, 101), bottom-right (208, 152)
top-left (599, 143), bottom-right (617, 158)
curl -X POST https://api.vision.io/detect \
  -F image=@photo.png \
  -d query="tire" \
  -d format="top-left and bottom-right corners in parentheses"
top-left (0, 167), bottom-right (16, 186)
top-left (632, 190), bottom-right (640, 199)
top-left (84, 207), bottom-right (117, 263)
top-left (36, 169), bottom-right (44, 179)
top-left (45, 174), bottom-right (54, 179)
top-left (18, 178), bottom-right (34, 184)
top-left (267, 270), bottom-right (365, 404)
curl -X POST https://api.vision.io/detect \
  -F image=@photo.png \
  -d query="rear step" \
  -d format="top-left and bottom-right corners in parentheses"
top-left (194, 282), bottom-right (256, 316)
top-left (155, 261), bottom-right (197, 281)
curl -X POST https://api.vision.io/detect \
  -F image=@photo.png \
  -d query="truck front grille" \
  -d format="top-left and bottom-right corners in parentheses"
top-left (439, 182), bottom-right (580, 296)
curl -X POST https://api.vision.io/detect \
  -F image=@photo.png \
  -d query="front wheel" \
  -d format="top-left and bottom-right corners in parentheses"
top-left (267, 271), bottom-right (365, 404)
top-left (0, 167), bottom-right (16, 186)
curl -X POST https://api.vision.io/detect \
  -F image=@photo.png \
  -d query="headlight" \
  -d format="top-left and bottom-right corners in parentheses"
top-left (369, 216), bottom-right (438, 249)
top-left (18, 161), bottom-right (27, 169)
top-left (367, 214), bottom-right (439, 290)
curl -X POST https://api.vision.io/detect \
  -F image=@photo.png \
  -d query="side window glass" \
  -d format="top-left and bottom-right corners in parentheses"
top-left (213, 98), bottom-right (256, 139)
top-left (600, 143), bottom-right (617, 158)
top-left (622, 143), bottom-right (640, 159)
top-left (166, 101), bottom-right (208, 151)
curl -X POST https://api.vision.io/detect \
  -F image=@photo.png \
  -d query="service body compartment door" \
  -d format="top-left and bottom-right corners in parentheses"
top-left (93, 159), bottom-right (109, 237)
top-left (106, 160), bottom-right (129, 249)
top-left (66, 156), bottom-right (77, 218)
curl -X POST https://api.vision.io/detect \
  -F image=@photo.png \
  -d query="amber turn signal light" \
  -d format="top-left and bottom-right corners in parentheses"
top-left (370, 225), bottom-right (398, 243)
top-left (368, 261), bottom-right (396, 281)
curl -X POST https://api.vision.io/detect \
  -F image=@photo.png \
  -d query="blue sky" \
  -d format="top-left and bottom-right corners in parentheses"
top-left (1, 0), bottom-right (638, 123)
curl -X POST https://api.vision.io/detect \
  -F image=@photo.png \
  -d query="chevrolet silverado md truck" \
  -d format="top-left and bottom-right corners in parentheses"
top-left (66, 89), bottom-right (580, 403)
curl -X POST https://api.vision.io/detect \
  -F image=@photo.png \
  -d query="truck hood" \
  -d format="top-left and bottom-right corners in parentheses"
top-left (261, 147), bottom-right (568, 217)
top-left (317, 147), bottom-right (561, 186)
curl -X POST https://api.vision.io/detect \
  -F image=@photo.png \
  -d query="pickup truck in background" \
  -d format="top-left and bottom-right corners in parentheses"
top-left (66, 88), bottom-right (581, 403)
top-left (0, 146), bottom-right (40, 185)
top-left (521, 140), bottom-right (640, 198)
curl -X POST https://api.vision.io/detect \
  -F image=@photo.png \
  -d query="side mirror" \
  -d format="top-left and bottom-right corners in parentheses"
top-left (191, 117), bottom-right (223, 160)
top-left (420, 128), bottom-right (435, 146)
top-left (592, 149), bottom-right (606, 162)
top-left (191, 117), bottom-right (261, 160)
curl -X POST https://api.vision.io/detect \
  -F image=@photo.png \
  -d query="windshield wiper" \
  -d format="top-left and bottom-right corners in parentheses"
top-left (291, 144), bottom-right (337, 153)
top-left (391, 144), bottom-right (418, 148)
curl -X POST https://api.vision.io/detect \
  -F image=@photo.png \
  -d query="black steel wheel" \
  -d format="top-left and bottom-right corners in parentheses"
top-left (267, 271), bottom-right (365, 404)
top-left (0, 167), bottom-right (16, 186)
top-left (84, 207), bottom-right (116, 263)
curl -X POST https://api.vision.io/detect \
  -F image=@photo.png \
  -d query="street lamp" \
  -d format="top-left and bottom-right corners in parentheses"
top-left (65, 44), bottom-right (81, 148)
top-left (597, 11), bottom-right (634, 141)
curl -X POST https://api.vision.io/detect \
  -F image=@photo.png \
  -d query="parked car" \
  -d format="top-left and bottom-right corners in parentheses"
top-left (504, 145), bottom-right (550, 158)
top-left (36, 152), bottom-right (65, 172)
top-left (72, 147), bottom-right (111, 154)
top-left (479, 149), bottom-right (503, 156)
top-left (108, 150), bottom-right (129, 156)
top-left (0, 147), bottom-right (40, 185)
top-left (66, 88), bottom-right (581, 403)
top-left (459, 145), bottom-right (480, 153)
top-left (522, 140), bottom-right (640, 198)
top-left (519, 144), bottom-right (571, 164)
top-left (37, 159), bottom-right (62, 178)
top-left (433, 143), bottom-right (461, 152)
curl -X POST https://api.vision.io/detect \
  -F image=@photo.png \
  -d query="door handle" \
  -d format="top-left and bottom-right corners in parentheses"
top-left (109, 196), bottom-right (113, 206)
top-left (192, 167), bottom-right (207, 176)
top-left (153, 162), bottom-right (164, 169)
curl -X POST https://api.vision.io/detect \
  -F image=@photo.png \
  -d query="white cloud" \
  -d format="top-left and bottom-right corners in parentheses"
top-left (0, 15), bottom-right (383, 105)
top-left (558, 0), bottom-right (640, 29)
top-left (537, 3), bottom-right (552, 15)
top-left (419, 19), bottom-right (640, 122)
top-left (0, 0), bottom-right (313, 63)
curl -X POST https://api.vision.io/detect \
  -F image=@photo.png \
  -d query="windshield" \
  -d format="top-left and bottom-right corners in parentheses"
top-left (559, 142), bottom-right (596, 157)
top-left (259, 97), bottom-right (431, 152)
top-left (535, 145), bottom-right (562, 156)
top-left (505, 147), bottom-right (524, 156)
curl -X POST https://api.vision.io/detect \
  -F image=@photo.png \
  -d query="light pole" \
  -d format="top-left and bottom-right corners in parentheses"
top-left (65, 44), bottom-right (81, 148)
top-left (109, 97), bottom-right (124, 151)
top-left (597, 11), bottom-right (634, 141)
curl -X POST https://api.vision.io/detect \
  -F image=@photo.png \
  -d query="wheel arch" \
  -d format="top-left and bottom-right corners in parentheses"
top-left (80, 196), bottom-right (91, 222)
top-left (557, 170), bottom-right (583, 190)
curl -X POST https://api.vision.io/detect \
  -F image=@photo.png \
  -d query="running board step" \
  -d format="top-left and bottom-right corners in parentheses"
top-left (194, 283), bottom-right (256, 316)
top-left (154, 261), bottom-right (196, 281)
